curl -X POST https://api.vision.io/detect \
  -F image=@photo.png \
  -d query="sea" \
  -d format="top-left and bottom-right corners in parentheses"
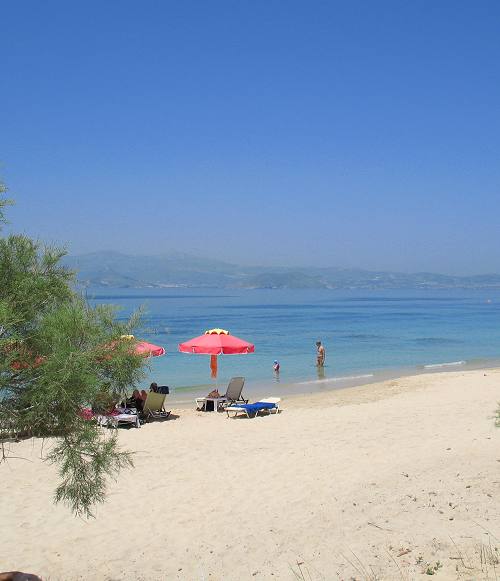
top-left (88, 288), bottom-right (500, 404)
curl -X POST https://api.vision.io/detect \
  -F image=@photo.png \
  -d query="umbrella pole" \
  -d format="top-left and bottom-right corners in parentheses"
top-left (210, 354), bottom-right (219, 389)
top-left (209, 355), bottom-right (219, 411)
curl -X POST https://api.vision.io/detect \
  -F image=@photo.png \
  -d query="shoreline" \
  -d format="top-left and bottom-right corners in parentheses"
top-left (167, 356), bottom-right (500, 407)
top-left (168, 365), bottom-right (500, 415)
top-left (1, 367), bottom-right (499, 580)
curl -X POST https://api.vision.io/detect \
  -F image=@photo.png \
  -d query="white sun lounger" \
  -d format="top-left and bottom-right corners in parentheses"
top-left (97, 411), bottom-right (140, 428)
top-left (225, 397), bottom-right (281, 418)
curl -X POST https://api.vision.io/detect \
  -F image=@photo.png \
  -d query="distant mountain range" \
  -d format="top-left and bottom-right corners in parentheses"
top-left (62, 251), bottom-right (500, 290)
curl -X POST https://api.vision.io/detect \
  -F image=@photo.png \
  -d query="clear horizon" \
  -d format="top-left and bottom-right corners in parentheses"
top-left (2, 1), bottom-right (500, 276)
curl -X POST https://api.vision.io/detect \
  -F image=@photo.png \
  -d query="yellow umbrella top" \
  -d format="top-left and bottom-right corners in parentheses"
top-left (205, 328), bottom-right (229, 335)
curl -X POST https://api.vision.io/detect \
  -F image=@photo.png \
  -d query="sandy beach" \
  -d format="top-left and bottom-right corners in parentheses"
top-left (1, 368), bottom-right (499, 580)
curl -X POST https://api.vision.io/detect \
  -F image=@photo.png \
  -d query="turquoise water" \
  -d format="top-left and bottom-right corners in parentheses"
top-left (88, 288), bottom-right (500, 401)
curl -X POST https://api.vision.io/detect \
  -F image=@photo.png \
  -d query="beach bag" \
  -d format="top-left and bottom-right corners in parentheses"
top-left (204, 389), bottom-right (220, 411)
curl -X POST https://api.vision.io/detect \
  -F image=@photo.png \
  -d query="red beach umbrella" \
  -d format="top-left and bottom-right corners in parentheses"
top-left (133, 340), bottom-right (166, 357)
top-left (178, 329), bottom-right (254, 355)
top-left (10, 355), bottom-right (45, 370)
top-left (111, 335), bottom-right (166, 358)
top-left (178, 328), bottom-right (254, 379)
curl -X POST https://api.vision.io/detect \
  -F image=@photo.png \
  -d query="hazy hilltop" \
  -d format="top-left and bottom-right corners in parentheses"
top-left (62, 251), bottom-right (500, 290)
top-left (63, 251), bottom-right (239, 288)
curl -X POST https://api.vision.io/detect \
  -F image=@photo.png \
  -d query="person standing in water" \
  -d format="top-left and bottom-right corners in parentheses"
top-left (316, 340), bottom-right (326, 367)
top-left (273, 360), bottom-right (281, 383)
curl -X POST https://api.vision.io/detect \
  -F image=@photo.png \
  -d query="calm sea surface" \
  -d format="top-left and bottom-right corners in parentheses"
top-left (88, 288), bottom-right (500, 402)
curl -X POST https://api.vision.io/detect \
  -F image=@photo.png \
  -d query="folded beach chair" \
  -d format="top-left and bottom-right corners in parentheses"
top-left (225, 397), bottom-right (281, 418)
top-left (195, 376), bottom-right (248, 411)
top-left (142, 391), bottom-right (171, 421)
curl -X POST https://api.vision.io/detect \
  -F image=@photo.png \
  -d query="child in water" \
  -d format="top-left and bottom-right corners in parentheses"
top-left (273, 360), bottom-right (280, 373)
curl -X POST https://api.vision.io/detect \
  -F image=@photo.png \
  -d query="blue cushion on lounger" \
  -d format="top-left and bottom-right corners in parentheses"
top-left (237, 401), bottom-right (276, 413)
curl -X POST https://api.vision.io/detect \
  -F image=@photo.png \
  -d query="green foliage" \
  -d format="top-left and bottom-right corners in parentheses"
top-left (0, 188), bottom-right (146, 517)
top-left (48, 424), bottom-right (133, 518)
top-left (0, 179), bottom-right (13, 225)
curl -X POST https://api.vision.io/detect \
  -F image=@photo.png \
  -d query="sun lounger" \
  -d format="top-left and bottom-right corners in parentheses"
top-left (97, 410), bottom-right (140, 428)
top-left (142, 391), bottom-right (171, 421)
top-left (195, 376), bottom-right (248, 411)
top-left (225, 397), bottom-right (281, 418)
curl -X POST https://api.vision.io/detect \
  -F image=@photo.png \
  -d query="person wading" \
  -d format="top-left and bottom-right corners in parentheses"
top-left (316, 340), bottom-right (326, 367)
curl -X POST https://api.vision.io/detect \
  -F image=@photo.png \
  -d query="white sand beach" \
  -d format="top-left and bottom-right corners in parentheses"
top-left (1, 368), bottom-right (499, 580)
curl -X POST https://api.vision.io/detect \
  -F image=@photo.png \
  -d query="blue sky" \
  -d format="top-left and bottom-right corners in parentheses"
top-left (1, 1), bottom-right (499, 274)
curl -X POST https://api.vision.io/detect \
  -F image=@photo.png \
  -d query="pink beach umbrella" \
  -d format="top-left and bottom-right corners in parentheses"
top-left (178, 328), bottom-right (254, 379)
top-left (133, 340), bottom-right (166, 357)
top-left (118, 335), bottom-right (166, 358)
